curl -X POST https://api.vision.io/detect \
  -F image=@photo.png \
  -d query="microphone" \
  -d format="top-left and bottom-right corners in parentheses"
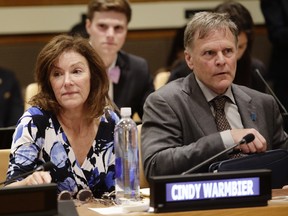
top-left (255, 69), bottom-right (288, 114)
top-left (0, 161), bottom-right (55, 186)
top-left (181, 133), bottom-right (255, 175)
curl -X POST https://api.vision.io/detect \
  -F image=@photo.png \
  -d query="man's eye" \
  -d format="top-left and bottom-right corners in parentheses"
top-left (224, 48), bottom-right (233, 55)
top-left (204, 51), bottom-right (214, 56)
top-left (114, 26), bottom-right (124, 32)
top-left (98, 24), bottom-right (107, 30)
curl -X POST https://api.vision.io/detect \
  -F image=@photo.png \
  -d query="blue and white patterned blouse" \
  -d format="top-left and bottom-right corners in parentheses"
top-left (6, 106), bottom-right (119, 198)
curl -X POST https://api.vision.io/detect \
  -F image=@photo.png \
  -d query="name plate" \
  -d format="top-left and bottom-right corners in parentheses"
top-left (150, 169), bottom-right (271, 213)
top-left (0, 183), bottom-right (58, 215)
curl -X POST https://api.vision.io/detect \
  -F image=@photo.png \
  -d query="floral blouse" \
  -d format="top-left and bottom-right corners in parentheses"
top-left (6, 106), bottom-right (119, 198)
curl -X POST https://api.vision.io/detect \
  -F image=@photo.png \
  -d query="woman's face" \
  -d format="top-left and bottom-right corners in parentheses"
top-left (49, 50), bottom-right (91, 112)
top-left (236, 31), bottom-right (248, 60)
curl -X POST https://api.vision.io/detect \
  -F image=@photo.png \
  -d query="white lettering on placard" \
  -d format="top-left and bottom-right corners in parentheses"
top-left (171, 183), bottom-right (201, 200)
top-left (203, 180), bottom-right (254, 198)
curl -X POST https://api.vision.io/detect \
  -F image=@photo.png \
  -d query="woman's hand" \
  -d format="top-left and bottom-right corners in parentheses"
top-left (24, 171), bottom-right (52, 185)
top-left (6, 171), bottom-right (52, 187)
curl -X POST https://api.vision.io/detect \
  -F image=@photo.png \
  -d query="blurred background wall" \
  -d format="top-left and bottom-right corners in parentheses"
top-left (0, 0), bottom-right (269, 90)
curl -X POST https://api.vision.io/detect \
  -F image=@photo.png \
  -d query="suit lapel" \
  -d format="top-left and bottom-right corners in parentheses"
top-left (232, 85), bottom-right (259, 130)
top-left (183, 74), bottom-right (219, 135)
top-left (184, 75), bottom-right (259, 133)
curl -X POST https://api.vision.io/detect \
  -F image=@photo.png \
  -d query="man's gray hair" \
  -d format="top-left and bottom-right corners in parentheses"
top-left (184, 11), bottom-right (238, 51)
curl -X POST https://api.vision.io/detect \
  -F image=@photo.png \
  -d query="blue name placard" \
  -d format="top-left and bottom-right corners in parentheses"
top-left (149, 169), bottom-right (271, 213)
top-left (166, 177), bottom-right (259, 202)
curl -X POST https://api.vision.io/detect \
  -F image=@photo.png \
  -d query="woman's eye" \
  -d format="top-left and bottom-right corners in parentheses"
top-left (52, 71), bottom-right (61, 77)
top-left (73, 69), bottom-right (82, 74)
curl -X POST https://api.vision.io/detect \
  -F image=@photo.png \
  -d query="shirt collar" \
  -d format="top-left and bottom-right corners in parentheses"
top-left (195, 77), bottom-right (235, 104)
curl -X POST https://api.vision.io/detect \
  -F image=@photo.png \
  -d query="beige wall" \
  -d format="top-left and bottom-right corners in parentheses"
top-left (0, 1), bottom-right (264, 34)
top-left (0, 0), bottom-right (269, 90)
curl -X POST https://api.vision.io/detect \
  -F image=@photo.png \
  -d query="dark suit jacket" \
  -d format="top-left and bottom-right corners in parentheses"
top-left (261, 0), bottom-right (288, 79)
top-left (142, 73), bottom-right (288, 177)
top-left (113, 51), bottom-right (154, 119)
top-left (0, 68), bottom-right (24, 127)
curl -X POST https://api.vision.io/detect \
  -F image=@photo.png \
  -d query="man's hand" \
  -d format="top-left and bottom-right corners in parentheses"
top-left (231, 128), bottom-right (267, 153)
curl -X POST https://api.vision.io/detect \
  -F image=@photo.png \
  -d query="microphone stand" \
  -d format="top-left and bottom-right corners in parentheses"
top-left (255, 69), bottom-right (288, 114)
top-left (0, 162), bottom-right (54, 186)
top-left (181, 142), bottom-right (240, 175)
top-left (181, 133), bottom-right (255, 175)
top-left (255, 69), bottom-right (288, 132)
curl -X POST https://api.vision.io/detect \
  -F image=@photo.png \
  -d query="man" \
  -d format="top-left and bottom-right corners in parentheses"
top-left (0, 67), bottom-right (23, 127)
top-left (141, 12), bottom-right (288, 178)
top-left (85, 0), bottom-right (154, 119)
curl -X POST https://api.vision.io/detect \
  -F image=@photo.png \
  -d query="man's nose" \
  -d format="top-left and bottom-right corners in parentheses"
top-left (215, 52), bottom-right (225, 65)
top-left (106, 27), bottom-right (115, 37)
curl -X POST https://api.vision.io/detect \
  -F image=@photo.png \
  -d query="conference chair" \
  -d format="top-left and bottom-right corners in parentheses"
top-left (0, 149), bottom-right (10, 188)
top-left (24, 82), bottom-right (39, 111)
top-left (153, 71), bottom-right (170, 90)
top-left (0, 127), bottom-right (15, 149)
top-left (137, 124), bottom-right (149, 188)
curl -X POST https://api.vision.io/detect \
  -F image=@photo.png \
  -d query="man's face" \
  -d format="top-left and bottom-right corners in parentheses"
top-left (185, 28), bottom-right (237, 94)
top-left (86, 11), bottom-right (128, 63)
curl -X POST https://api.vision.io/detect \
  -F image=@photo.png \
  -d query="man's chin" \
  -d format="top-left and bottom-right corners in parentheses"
top-left (212, 82), bottom-right (232, 94)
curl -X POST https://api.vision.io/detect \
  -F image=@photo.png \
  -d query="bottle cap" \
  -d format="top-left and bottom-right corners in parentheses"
top-left (120, 107), bottom-right (131, 117)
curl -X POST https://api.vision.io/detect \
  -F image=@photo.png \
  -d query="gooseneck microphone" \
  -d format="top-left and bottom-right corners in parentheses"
top-left (0, 161), bottom-right (55, 186)
top-left (181, 133), bottom-right (255, 175)
top-left (255, 69), bottom-right (288, 114)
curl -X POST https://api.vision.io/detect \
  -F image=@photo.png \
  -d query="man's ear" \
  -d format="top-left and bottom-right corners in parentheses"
top-left (184, 50), bottom-right (194, 70)
top-left (85, 19), bottom-right (91, 35)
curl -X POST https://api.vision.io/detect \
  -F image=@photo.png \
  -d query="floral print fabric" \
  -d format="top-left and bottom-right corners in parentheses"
top-left (6, 106), bottom-right (119, 198)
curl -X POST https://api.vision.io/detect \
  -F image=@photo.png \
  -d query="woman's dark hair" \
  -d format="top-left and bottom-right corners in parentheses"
top-left (214, 1), bottom-right (254, 87)
top-left (30, 34), bottom-right (112, 119)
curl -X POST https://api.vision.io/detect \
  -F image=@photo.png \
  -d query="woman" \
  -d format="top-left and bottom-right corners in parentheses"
top-left (5, 35), bottom-right (119, 198)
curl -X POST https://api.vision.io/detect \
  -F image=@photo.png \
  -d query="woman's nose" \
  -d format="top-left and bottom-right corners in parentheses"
top-left (64, 73), bottom-right (73, 86)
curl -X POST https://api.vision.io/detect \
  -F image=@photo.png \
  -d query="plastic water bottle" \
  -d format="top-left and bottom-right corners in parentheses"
top-left (114, 107), bottom-right (140, 204)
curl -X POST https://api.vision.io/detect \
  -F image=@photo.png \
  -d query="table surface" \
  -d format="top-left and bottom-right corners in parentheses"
top-left (76, 189), bottom-right (288, 216)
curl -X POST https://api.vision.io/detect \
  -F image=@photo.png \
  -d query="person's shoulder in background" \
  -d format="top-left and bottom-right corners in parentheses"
top-left (167, 60), bottom-right (191, 83)
top-left (0, 67), bottom-right (24, 127)
top-left (251, 57), bottom-right (269, 93)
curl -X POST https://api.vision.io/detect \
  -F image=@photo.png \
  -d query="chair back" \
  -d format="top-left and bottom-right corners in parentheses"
top-left (0, 127), bottom-right (15, 149)
top-left (0, 149), bottom-right (10, 187)
top-left (137, 124), bottom-right (149, 188)
top-left (24, 83), bottom-right (40, 111)
top-left (154, 71), bottom-right (170, 90)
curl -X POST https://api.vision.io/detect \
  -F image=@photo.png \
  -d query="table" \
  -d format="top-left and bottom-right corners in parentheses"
top-left (76, 189), bottom-right (288, 216)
